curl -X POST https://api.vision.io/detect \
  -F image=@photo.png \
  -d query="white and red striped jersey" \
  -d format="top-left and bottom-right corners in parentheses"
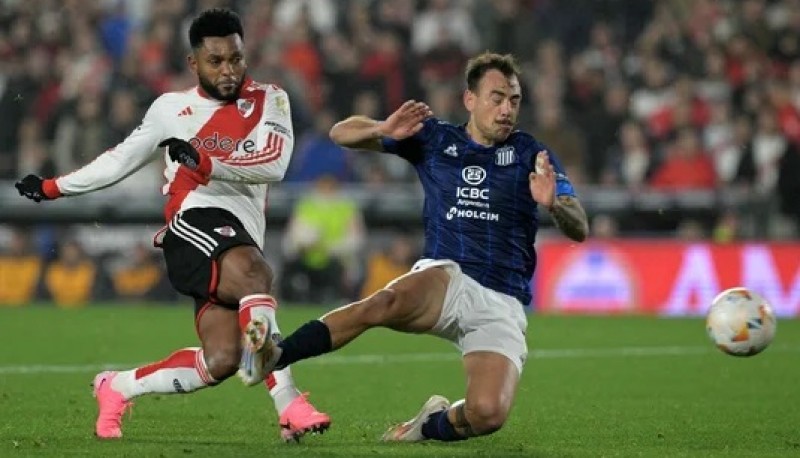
top-left (52, 78), bottom-right (293, 249)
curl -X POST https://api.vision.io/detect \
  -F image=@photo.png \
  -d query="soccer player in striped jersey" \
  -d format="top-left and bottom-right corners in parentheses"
top-left (260, 52), bottom-right (589, 443)
top-left (15, 8), bottom-right (328, 442)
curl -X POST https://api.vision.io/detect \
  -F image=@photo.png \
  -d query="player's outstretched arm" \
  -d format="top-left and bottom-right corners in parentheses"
top-left (529, 151), bottom-right (588, 242)
top-left (329, 100), bottom-right (432, 151)
top-left (15, 100), bottom-right (167, 202)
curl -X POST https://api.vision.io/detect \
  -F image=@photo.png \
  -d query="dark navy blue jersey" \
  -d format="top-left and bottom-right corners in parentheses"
top-left (381, 117), bottom-right (577, 305)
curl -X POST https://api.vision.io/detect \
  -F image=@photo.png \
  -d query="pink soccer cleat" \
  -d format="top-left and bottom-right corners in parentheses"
top-left (92, 371), bottom-right (132, 439)
top-left (279, 393), bottom-right (331, 442)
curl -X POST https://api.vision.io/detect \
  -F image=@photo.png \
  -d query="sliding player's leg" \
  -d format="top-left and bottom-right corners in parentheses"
top-left (271, 263), bottom-right (450, 370)
top-left (382, 263), bottom-right (528, 442)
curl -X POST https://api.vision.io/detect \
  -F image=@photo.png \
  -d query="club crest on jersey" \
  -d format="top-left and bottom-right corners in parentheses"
top-left (462, 166), bottom-right (487, 185)
top-left (237, 98), bottom-right (255, 118)
top-left (275, 94), bottom-right (289, 117)
top-left (495, 146), bottom-right (516, 166)
top-left (214, 226), bottom-right (237, 237)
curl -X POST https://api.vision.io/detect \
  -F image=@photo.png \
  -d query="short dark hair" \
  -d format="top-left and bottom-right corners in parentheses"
top-left (465, 52), bottom-right (521, 92)
top-left (189, 8), bottom-right (244, 49)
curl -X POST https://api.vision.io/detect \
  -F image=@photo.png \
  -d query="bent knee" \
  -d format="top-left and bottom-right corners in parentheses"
top-left (465, 398), bottom-right (510, 434)
top-left (203, 346), bottom-right (240, 381)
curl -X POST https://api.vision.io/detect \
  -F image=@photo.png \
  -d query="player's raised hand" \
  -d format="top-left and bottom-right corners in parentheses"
top-left (529, 151), bottom-right (556, 209)
top-left (379, 100), bottom-right (433, 140)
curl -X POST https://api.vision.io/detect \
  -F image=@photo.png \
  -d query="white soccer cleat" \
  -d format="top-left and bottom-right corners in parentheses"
top-left (237, 314), bottom-right (280, 386)
top-left (381, 395), bottom-right (451, 442)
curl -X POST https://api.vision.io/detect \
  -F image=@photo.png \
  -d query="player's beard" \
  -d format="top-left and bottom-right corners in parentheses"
top-left (198, 73), bottom-right (245, 102)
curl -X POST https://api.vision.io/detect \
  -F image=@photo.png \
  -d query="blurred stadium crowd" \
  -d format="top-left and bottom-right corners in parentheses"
top-left (1, 0), bottom-right (799, 306)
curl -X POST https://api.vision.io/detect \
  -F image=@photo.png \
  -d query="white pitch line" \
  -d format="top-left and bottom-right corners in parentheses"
top-left (3, 344), bottom-right (791, 375)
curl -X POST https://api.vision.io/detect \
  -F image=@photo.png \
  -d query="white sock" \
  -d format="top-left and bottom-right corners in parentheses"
top-left (266, 366), bottom-right (301, 414)
top-left (238, 294), bottom-right (279, 334)
top-left (239, 294), bottom-right (296, 412)
top-left (110, 347), bottom-right (216, 400)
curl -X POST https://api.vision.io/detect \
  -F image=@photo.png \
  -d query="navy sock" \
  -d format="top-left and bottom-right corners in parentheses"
top-left (420, 410), bottom-right (466, 442)
top-left (275, 320), bottom-right (332, 369)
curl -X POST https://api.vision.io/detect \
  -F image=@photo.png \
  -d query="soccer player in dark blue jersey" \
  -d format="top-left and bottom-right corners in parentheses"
top-left (261, 53), bottom-right (588, 442)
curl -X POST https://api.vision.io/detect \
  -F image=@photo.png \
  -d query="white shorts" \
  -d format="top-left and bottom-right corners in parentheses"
top-left (405, 259), bottom-right (529, 373)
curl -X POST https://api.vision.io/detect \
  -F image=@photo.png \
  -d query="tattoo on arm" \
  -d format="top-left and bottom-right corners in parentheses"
top-left (348, 137), bottom-right (383, 151)
top-left (549, 196), bottom-right (589, 242)
top-left (452, 402), bottom-right (477, 438)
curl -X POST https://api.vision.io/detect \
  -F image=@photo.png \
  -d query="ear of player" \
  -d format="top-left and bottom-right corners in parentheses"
top-left (159, 138), bottom-right (212, 176)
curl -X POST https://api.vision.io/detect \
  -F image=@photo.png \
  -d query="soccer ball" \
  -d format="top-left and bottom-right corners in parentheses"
top-left (706, 287), bottom-right (776, 357)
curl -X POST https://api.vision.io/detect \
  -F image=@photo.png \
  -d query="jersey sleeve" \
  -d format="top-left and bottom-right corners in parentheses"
top-left (53, 97), bottom-right (167, 196)
top-left (208, 87), bottom-right (294, 183)
top-left (379, 117), bottom-right (437, 164)
top-left (533, 142), bottom-right (577, 198)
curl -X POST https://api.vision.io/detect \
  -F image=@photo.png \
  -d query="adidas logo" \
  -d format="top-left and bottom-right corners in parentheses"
top-left (178, 106), bottom-right (193, 117)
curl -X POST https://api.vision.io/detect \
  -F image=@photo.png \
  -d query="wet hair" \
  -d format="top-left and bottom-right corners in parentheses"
top-left (464, 52), bottom-right (521, 92)
top-left (188, 8), bottom-right (244, 49)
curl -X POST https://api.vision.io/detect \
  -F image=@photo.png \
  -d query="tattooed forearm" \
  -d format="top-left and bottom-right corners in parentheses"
top-left (549, 196), bottom-right (589, 242)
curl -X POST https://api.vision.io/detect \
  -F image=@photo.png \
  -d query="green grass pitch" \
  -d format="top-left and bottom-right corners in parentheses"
top-left (0, 305), bottom-right (798, 457)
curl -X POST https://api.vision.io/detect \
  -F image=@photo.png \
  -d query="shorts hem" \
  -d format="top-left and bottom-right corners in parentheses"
top-left (462, 346), bottom-right (526, 374)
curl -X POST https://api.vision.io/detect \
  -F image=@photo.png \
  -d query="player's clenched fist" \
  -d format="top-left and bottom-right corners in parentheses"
top-left (15, 174), bottom-right (58, 202)
top-left (159, 138), bottom-right (208, 173)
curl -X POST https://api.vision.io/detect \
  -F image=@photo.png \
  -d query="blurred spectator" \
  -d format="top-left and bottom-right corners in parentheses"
top-left (16, 117), bottom-right (55, 178)
top-left (111, 243), bottom-right (175, 301)
top-left (104, 89), bottom-right (143, 145)
top-left (281, 176), bottom-right (365, 303)
top-left (533, 102), bottom-right (586, 184)
top-left (360, 233), bottom-right (416, 299)
top-left (360, 30), bottom-right (407, 113)
top-left (650, 127), bottom-right (716, 190)
top-left (766, 79), bottom-right (800, 145)
top-left (735, 108), bottom-right (787, 194)
top-left (43, 239), bottom-right (99, 308)
top-left (274, 0), bottom-right (337, 35)
top-left (696, 46), bottom-right (732, 103)
top-left (52, 93), bottom-right (106, 174)
top-left (629, 58), bottom-right (672, 121)
top-left (676, 218), bottom-right (706, 241)
top-left (777, 141), bottom-right (800, 227)
top-left (411, 0), bottom-right (479, 56)
top-left (285, 109), bottom-right (354, 183)
top-left (647, 76), bottom-right (711, 141)
top-left (473, 0), bottom-right (538, 62)
top-left (578, 83), bottom-right (629, 182)
top-left (704, 100), bottom-right (738, 182)
top-left (426, 83), bottom-right (463, 124)
top-left (0, 228), bottom-right (42, 306)
top-left (281, 11), bottom-right (324, 110)
top-left (590, 214), bottom-right (619, 240)
top-left (712, 210), bottom-right (741, 243)
top-left (605, 120), bottom-right (654, 188)
top-left (319, 32), bottom-right (361, 118)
